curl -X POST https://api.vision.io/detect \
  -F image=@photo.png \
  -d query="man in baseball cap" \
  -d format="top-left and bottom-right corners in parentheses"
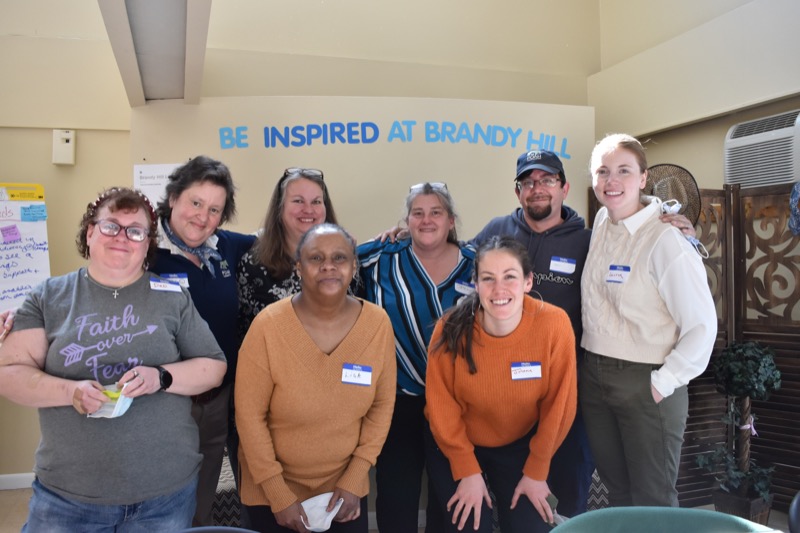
top-left (516, 149), bottom-right (566, 182)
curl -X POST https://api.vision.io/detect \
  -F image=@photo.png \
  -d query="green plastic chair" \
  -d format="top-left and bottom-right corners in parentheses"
top-left (550, 506), bottom-right (775, 533)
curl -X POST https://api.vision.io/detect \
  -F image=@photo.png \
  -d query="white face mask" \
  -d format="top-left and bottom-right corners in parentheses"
top-left (300, 492), bottom-right (344, 532)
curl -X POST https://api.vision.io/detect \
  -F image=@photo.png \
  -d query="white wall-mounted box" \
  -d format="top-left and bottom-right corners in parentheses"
top-left (52, 129), bottom-right (75, 165)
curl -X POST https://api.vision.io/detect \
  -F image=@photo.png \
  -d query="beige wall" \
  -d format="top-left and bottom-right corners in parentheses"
top-left (589, 0), bottom-right (800, 137)
top-left (1, 0), bottom-right (799, 482)
top-left (598, 0), bottom-right (753, 68)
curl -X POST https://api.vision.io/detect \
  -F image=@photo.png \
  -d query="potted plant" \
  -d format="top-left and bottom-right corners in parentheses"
top-left (696, 340), bottom-right (782, 525)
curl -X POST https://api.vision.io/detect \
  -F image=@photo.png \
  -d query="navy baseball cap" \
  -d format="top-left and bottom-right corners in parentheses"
top-left (515, 150), bottom-right (566, 182)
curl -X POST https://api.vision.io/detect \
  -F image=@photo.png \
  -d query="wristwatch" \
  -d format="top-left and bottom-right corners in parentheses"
top-left (156, 365), bottom-right (173, 391)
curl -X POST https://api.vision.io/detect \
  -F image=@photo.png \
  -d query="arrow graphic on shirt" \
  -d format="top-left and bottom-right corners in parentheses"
top-left (60, 325), bottom-right (158, 366)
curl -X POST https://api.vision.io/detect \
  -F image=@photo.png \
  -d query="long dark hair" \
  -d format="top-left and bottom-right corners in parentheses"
top-left (253, 170), bottom-right (338, 278)
top-left (432, 236), bottom-right (532, 374)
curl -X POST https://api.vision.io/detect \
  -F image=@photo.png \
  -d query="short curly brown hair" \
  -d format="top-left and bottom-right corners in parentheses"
top-left (76, 188), bottom-right (158, 266)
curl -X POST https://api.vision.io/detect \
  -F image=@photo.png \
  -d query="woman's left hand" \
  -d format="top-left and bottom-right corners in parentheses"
top-left (116, 367), bottom-right (158, 397)
top-left (511, 475), bottom-right (553, 525)
top-left (660, 213), bottom-right (697, 238)
top-left (331, 487), bottom-right (360, 522)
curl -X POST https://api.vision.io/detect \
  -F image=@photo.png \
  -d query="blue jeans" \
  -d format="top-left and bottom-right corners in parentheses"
top-left (23, 476), bottom-right (197, 533)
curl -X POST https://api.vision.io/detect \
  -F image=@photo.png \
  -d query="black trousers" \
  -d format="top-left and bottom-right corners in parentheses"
top-left (424, 425), bottom-right (550, 533)
top-left (245, 497), bottom-right (368, 533)
top-left (375, 394), bottom-right (445, 533)
top-left (546, 405), bottom-right (595, 517)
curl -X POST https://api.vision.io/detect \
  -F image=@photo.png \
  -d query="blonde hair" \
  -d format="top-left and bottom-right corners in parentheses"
top-left (590, 133), bottom-right (648, 174)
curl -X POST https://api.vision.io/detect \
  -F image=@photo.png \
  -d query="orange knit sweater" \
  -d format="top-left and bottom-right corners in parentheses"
top-left (235, 297), bottom-right (396, 512)
top-left (426, 296), bottom-right (577, 482)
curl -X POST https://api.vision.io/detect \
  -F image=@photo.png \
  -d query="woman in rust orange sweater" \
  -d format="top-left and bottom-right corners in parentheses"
top-left (425, 236), bottom-right (577, 533)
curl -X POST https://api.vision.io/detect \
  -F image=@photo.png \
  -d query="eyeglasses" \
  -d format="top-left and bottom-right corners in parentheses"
top-left (409, 182), bottom-right (448, 193)
top-left (94, 219), bottom-right (150, 242)
top-left (516, 177), bottom-right (561, 190)
top-left (283, 168), bottom-right (324, 180)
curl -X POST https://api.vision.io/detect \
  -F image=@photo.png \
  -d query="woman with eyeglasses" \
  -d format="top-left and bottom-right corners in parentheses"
top-left (237, 167), bottom-right (337, 338)
top-left (357, 182), bottom-right (475, 533)
top-left (151, 156), bottom-right (257, 526)
top-left (0, 187), bottom-right (226, 531)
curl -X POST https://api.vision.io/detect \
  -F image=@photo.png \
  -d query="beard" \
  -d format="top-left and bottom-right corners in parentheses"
top-left (525, 203), bottom-right (553, 221)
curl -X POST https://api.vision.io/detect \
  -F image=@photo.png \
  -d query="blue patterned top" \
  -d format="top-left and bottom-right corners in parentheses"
top-left (357, 239), bottom-right (475, 396)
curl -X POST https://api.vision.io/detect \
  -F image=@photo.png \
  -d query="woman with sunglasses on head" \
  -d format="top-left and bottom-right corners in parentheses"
top-left (237, 167), bottom-right (337, 338)
top-left (357, 182), bottom-right (475, 533)
top-left (151, 156), bottom-right (257, 526)
top-left (0, 187), bottom-right (226, 531)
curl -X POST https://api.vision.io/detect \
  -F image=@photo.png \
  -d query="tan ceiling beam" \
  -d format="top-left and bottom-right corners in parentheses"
top-left (98, 0), bottom-right (146, 107)
top-left (184, 0), bottom-right (211, 104)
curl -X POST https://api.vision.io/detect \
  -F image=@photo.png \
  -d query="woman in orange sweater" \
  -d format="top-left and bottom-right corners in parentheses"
top-left (425, 236), bottom-right (577, 533)
top-left (236, 224), bottom-right (396, 533)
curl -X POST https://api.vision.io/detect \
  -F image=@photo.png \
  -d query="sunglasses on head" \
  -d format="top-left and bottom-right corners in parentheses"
top-left (409, 182), bottom-right (448, 193)
top-left (282, 168), bottom-right (324, 180)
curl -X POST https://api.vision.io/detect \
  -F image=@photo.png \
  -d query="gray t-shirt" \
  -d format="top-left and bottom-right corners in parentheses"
top-left (13, 267), bottom-right (226, 505)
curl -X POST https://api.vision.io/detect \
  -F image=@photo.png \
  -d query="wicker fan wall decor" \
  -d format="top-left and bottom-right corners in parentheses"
top-left (644, 164), bottom-right (702, 225)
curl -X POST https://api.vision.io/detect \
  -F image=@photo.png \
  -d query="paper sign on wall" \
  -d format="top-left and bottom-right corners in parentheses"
top-left (0, 183), bottom-right (50, 311)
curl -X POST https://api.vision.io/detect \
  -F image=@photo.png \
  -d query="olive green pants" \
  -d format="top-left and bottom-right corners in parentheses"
top-left (579, 351), bottom-right (688, 507)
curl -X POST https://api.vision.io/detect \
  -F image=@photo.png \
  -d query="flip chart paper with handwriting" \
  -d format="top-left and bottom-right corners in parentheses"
top-left (0, 183), bottom-right (50, 311)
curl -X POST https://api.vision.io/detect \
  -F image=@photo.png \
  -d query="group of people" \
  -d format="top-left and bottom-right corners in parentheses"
top-left (0, 132), bottom-right (717, 533)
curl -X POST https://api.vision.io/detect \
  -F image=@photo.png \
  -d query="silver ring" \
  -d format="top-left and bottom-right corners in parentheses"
top-left (132, 370), bottom-right (140, 379)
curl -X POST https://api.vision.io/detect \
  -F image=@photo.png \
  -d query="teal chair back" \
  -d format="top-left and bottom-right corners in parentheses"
top-left (550, 506), bottom-right (775, 533)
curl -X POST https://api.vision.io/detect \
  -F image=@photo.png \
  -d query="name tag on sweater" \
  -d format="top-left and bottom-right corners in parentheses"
top-left (606, 265), bottom-right (631, 283)
top-left (150, 277), bottom-right (182, 292)
top-left (511, 362), bottom-right (542, 380)
top-left (550, 256), bottom-right (576, 274)
top-left (342, 363), bottom-right (372, 386)
top-left (160, 272), bottom-right (189, 288)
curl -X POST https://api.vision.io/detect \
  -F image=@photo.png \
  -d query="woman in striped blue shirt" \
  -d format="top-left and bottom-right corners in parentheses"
top-left (358, 182), bottom-right (475, 533)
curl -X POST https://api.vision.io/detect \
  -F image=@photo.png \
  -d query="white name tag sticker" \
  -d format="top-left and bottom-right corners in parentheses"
top-left (455, 280), bottom-right (475, 295)
top-left (150, 277), bottom-right (183, 292)
top-left (342, 363), bottom-right (372, 386)
top-left (511, 362), bottom-right (542, 380)
top-left (606, 265), bottom-right (631, 284)
top-left (550, 256), bottom-right (576, 274)
top-left (160, 272), bottom-right (190, 288)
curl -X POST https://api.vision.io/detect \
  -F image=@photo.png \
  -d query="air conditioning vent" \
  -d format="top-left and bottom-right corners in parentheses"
top-left (730, 110), bottom-right (800, 139)
top-left (724, 109), bottom-right (800, 188)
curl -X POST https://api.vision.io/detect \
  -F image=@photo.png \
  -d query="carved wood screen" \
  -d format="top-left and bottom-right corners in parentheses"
top-left (730, 183), bottom-right (800, 513)
top-left (587, 183), bottom-right (800, 512)
top-left (675, 188), bottom-right (728, 508)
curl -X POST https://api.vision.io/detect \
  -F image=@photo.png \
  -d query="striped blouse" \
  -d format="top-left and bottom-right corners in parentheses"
top-left (357, 238), bottom-right (475, 396)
